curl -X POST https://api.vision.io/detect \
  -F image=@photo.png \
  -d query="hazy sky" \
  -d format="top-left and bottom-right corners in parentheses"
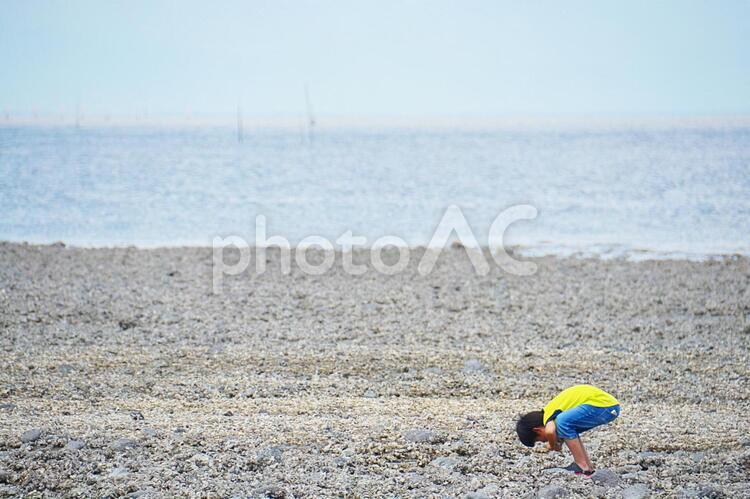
top-left (2, 0), bottom-right (749, 117)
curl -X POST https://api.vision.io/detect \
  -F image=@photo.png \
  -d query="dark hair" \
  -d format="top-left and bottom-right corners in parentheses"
top-left (516, 410), bottom-right (544, 447)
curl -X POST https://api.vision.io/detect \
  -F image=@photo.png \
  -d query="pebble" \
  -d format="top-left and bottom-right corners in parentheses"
top-left (58, 364), bottom-right (74, 374)
top-left (108, 467), bottom-right (129, 478)
top-left (464, 492), bottom-right (490, 499)
top-left (253, 483), bottom-right (286, 498)
top-left (462, 359), bottom-right (487, 373)
top-left (191, 453), bottom-right (211, 466)
top-left (111, 438), bottom-right (138, 451)
top-left (537, 484), bottom-right (568, 498)
top-left (404, 429), bottom-right (444, 444)
top-left (20, 429), bottom-right (42, 443)
top-left (0, 470), bottom-right (11, 484)
top-left (430, 456), bottom-right (461, 470)
top-left (66, 439), bottom-right (85, 450)
top-left (591, 469), bottom-right (621, 487)
top-left (622, 484), bottom-right (650, 499)
top-left (257, 446), bottom-right (283, 466)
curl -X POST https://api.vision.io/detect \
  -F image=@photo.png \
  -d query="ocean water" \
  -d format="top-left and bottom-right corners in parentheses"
top-left (1, 122), bottom-right (749, 258)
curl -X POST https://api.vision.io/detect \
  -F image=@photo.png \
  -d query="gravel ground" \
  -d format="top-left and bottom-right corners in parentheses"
top-left (1, 242), bottom-right (749, 498)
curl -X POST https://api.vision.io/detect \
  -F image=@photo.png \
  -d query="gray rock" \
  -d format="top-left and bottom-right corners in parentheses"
top-left (622, 484), bottom-right (650, 499)
top-left (677, 483), bottom-right (724, 498)
top-left (363, 389), bottom-right (377, 398)
top-left (108, 466), bottom-right (129, 478)
top-left (538, 485), bottom-right (568, 499)
top-left (0, 470), bottom-right (11, 483)
top-left (66, 439), bottom-right (85, 450)
top-left (430, 456), bottom-right (461, 470)
top-left (58, 364), bottom-right (74, 374)
top-left (254, 483), bottom-right (286, 498)
top-left (404, 428), bottom-right (444, 444)
top-left (591, 468), bottom-right (621, 487)
top-left (191, 453), bottom-right (211, 466)
top-left (476, 484), bottom-right (500, 496)
top-left (0, 403), bottom-right (15, 412)
top-left (111, 438), bottom-right (138, 451)
top-left (463, 359), bottom-right (487, 373)
top-left (127, 491), bottom-right (148, 498)
top-left (257, 446), bottom-right (283, 466)
top-left (21, 428), bottom-right (42, 443)
top-left (464, 493), bottom-right (490, 499)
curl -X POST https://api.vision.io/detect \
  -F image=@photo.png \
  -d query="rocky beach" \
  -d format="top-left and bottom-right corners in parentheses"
top-left (1, 242), bottom-right (749, 498)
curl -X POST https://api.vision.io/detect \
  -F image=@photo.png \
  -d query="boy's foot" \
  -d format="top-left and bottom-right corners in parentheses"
top-left (563, 462), bottom-right (582, 473)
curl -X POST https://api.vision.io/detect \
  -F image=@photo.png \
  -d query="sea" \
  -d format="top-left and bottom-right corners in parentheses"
top-left (1, 119), bottom-right (749, 259)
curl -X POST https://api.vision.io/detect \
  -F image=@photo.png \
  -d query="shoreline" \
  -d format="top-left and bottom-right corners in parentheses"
top-left (2, 240), bottom-right (747, 263)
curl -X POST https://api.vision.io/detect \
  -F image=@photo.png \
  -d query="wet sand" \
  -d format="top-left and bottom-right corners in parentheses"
top-left (0, 242), bottom-right (748, 497)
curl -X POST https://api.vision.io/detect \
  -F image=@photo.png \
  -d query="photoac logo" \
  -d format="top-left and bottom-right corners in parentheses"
top-left (212, 204), bottom-right (537, 293)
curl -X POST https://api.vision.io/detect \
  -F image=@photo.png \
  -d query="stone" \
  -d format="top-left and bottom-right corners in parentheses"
top-left (21, 428), bottom-right (42, 443)
top-left (108, 467), bottom-right (129, 478)
top-left (430, 456), bottom-right (461, 470)
top-left (191, 453), bottom-right (211, 466)
top-left (538, 485), bottom-right (568, 499)
top-left (130, 411), bottom-right (144, 421)
top-left (0, 470), bottom-right (11, 484)
top-left (111, 438), bottom-right (138, 451)
top-left (622, 484), bottom-right (650, 499)
top-left (257, 446), bottom-right (283, 466)
top-left (66, 439), bottom-right (85, 450)
top-left (254, 483), bottom-right (286, 498)
top-left (58, 364), bottom-right (74, 374)
top-left (404, 429), bottom-right (444, 444)
top-left (463, 359), bottom-right (487, 373)
top-left (591, 468), bottom-right (621, 487)
top-left (464, 493), bottom-right (490, 499)
top-left (476, 484), bottom-right (500, 496)
top-left (363, 389), bottom-right (377, 398)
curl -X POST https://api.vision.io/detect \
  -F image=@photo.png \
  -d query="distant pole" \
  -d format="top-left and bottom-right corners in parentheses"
top-left (237, 101), bottom-right (244, 143)
top-left (304, 84), bottom-right (316, 142)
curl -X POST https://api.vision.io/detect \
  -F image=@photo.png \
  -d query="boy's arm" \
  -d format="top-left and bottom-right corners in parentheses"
top-left (545, 421), bottom-right (562, 451)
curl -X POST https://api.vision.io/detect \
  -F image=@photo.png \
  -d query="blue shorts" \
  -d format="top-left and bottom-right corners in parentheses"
top-left (554, 404), bottom-right (620, 440)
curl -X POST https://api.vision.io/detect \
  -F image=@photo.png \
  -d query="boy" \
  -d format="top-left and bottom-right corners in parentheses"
top-left (515, 384), bottom-right (620, 475)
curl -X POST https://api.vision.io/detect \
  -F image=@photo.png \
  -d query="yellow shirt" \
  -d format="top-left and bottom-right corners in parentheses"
top-left (543, 385), bottom-right (619, 424)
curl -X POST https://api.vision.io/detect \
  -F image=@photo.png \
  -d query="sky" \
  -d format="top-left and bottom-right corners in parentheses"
top-left (1, 0), bottom-right (749, 118)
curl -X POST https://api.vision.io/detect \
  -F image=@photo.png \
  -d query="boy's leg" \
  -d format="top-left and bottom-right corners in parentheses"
top-left (564, 437), bottom-right (593, 472)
